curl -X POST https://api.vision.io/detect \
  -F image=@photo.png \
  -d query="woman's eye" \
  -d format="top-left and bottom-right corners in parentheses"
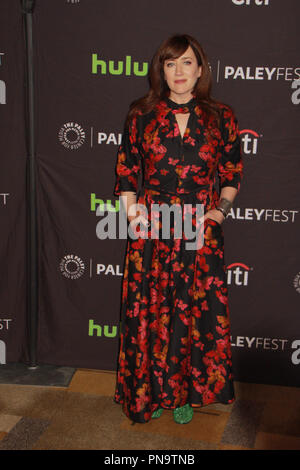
top-left (166, 61), bottom-right (192, 67)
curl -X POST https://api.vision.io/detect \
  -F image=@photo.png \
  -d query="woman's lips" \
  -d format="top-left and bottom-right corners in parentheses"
top-left (174, 79), bottom-right (187, 83)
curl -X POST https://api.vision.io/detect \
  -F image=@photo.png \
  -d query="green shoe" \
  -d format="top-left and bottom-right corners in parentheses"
top-left (173, 404), bottom-right (194, 424)
top-left (151, 408), bottom-right (163, 419)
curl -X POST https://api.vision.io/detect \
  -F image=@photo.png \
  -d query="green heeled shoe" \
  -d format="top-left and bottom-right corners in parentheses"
top-left (173, 404), bottom-right (194, 424)
top-left (151, 408), bottom-right (163, 419)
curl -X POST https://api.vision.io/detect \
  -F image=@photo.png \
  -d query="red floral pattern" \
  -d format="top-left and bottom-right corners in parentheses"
top-left (113, 97), bottom-right (243, 423)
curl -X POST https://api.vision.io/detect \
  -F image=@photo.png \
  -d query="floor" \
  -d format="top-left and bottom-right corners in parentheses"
top-left (0, 368), bottom-right (300, 450)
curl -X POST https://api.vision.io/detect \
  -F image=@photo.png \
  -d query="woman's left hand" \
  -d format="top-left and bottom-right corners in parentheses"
top-left (204, 209), bottom-right (225, 225)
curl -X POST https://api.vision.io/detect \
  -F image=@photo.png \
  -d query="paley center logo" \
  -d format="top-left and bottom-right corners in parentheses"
top-left (60, 254), bottom-right (85, 279)
top-left (59, 124), bottom-right (121, 150)
top-left (58, 122), bottom-right (86, 149)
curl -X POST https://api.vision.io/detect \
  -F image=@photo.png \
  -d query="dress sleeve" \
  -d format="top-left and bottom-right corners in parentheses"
top-left (218, 106), bottom-right (243, 193)
top-left (113, 114), bottom-right (141, 196)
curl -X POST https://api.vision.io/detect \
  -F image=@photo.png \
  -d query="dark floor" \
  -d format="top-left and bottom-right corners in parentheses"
top-left (0, 367), bottom-right (299, 450)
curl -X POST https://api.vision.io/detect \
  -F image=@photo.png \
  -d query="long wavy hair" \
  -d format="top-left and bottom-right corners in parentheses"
top-left (125, 34), bottom-right (228, 129)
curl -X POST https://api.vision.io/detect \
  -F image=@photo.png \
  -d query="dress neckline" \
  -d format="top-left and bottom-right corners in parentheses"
top-left (164, 95), bottom-right (197, 114)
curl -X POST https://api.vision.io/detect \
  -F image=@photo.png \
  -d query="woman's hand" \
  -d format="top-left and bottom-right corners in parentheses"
top-left (204, 209), bottom-right (225, 225)
top-left (128, 212), bottom-right (150, 228)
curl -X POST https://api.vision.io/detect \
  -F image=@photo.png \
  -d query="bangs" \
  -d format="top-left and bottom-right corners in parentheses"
top-left (159, 37), bottom-right (190, 63)
top-left (159, 36), bottom-right (202, 65)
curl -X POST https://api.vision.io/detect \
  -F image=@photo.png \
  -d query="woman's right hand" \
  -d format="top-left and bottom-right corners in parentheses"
top-left (128, 212), bottom-right (149, 228)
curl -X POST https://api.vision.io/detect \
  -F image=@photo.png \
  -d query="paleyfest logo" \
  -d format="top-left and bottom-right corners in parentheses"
top-left (58, 122), bottom-right (86, 149)
top-left (223, 65), bottom-right (300, 82)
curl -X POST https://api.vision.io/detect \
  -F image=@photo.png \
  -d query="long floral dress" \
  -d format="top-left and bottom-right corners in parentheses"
top-left (113, 95), bottom-right (243, 423)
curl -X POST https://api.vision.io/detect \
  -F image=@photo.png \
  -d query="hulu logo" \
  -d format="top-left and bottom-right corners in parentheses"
top-left (91, 193), bottom-right (119, 212)
top-left (92, 54), bottom-right (148, 76)
top-left (88, 320), bottom-right (118, 338)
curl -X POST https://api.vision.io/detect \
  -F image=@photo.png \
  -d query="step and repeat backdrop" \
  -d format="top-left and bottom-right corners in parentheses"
top-left (0, 0), bottom-right (299, 387)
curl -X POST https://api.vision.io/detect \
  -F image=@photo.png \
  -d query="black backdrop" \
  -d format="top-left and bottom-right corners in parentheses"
top-left (0, 0), bottom-right (299, 387)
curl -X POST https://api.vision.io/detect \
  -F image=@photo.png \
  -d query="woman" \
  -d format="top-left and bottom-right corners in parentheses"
top-left (113, 34), bottom-right (243, 424)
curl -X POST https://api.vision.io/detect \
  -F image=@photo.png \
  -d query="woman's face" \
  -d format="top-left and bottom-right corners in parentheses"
top-left (163, 45), bottom-right (202, 102)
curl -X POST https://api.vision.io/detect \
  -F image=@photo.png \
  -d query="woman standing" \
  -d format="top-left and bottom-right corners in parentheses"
top-left (113, 34), bottom-right (243, 424)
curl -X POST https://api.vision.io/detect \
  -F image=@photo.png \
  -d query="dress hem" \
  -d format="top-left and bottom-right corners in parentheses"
top-left (113, 395), bottom-right (235, 417)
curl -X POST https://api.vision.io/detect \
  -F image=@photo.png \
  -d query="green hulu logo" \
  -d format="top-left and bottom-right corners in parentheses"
top-left (90, 194), bottom-right (119, 212)
top-left (92, 54), bottom-right (148, 76)
top-left (88, 320), bottom-right (118, 338)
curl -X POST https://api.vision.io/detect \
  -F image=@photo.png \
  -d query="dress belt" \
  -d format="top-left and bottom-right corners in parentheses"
top-left (141, 183), bottom-right (211, 196)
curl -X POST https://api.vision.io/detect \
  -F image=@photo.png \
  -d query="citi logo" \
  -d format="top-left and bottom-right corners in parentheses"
top-left (239, 129), bottom-right (261, 155)
top-left (0, 340), bottom-right (6, 364)
top-left (232, 0), bottom-right (270, 5)
top-left (92, 54), bottom-right (148, 77)
top-left (226, 263), bottom-right (252, 286)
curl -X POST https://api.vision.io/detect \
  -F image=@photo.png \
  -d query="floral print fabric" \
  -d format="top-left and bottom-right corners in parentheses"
top-left (113, 96), bottom-right (243, 423)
